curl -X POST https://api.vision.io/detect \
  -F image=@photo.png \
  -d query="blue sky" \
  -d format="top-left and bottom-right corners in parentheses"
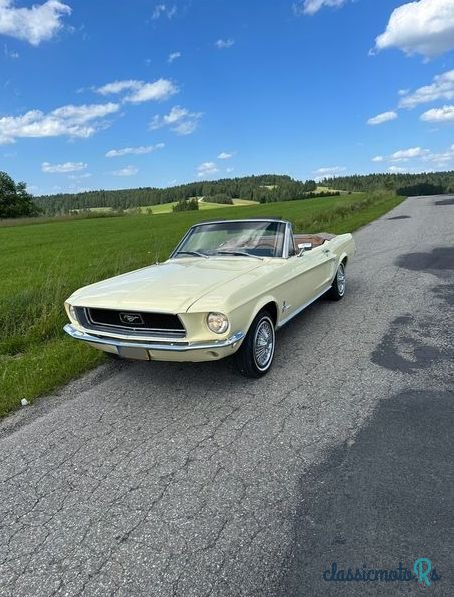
top-left (1, 0), bottom-right (454, 195)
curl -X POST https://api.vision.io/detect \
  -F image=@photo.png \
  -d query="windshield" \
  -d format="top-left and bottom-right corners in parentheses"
top-left (174, 220), bottom-right (286, 258)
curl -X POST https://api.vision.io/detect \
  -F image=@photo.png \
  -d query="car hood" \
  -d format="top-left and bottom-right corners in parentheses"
top-left (68, 257), bottom-right (265, 313)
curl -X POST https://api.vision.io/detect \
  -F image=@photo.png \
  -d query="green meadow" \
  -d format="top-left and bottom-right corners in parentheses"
top-left (0, 191), bottom-right (402, 417)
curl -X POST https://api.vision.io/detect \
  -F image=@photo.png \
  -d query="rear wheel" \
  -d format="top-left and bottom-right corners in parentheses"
top-left (235, 311), bottom-right (276, 378)
top-left (328, 262), bottom-right (346, 301)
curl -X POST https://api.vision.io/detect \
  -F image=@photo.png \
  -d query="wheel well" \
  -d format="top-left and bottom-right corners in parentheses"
top-left (260, 301), bottom-right (278, 326)
top-left (341, 256), bottom-right (348, 265)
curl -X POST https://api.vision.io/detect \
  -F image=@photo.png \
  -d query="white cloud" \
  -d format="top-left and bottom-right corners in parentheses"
top-left (313, 166), bottom-right (346, 177)
top-left (388, 166), bottom-right (408, 173)
top-left (375, 0), bottom-right (454, 58)
top-left (105, 143), bottom-right (164, 158)
top-left (42, 161), bottom-right (87, 173)
top-left (226, 167), bottom-right (234, 173)
top-left (0, 0), bottom-right (71, 46)
top-left (150, 105), bottom-right (188, 126)
top-left (150, 105), bottom-right (202, 135)
top-left (367, 111), bottom-right (398, 125)
top-left (0, 102), bottom-right (119, 144)
top-left (387, 165), bottom-right (431, 174)
top-left (422, 145), bottom-right (454, 165)
top-left (420, 104), bottom-right (454, 123)
top-left (400, 70), bottom-right (454, 108)
top-left (96, 80), bottom-right (141, 95)
top-left (172, 119), bottom-right (200, 135)
top-left (68, 172), bottom-right (91, 180)
top-left (217, 151), bottom-right (233, 159)
top-left (125, 79), bottom-right (178, 103)
top-left (51, 103), bottom-right (119, 123)
top-left (152, 4), bottom-right (176, 19)
top-left (197, 161), bottom-right (219, 177)
top-left (372, 143), bottom-right (454, 169)
top-left (168, 51), bottom-right (181, 63)
top-left (112, 165), bottom-right (138, 176)
top-left (215, 38), bottom-right (235, 49)
top-left (95, 78), bottom-right (178, 103)
top-left (293, 0), bottom-right (348, 16)
top-left (372, 144), bottom-right (454, 173)
top-left (390, 146), bottom-right (429, 161)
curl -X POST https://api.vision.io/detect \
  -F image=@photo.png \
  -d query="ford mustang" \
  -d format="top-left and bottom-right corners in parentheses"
top-left (64, 218), bottom-right (356, 377)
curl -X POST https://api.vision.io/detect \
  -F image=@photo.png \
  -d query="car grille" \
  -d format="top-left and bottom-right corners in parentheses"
top-left (74, 307), bottom-right (186, 338)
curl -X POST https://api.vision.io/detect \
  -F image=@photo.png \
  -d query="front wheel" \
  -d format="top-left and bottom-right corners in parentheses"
top-left (328, 262), bottom-right (346, 301)
top-left (235, 311), bottom-right (276, 378)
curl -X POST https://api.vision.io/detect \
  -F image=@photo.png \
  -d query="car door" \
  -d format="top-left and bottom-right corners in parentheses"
top-left (277, 229), bottom-right (336, 322)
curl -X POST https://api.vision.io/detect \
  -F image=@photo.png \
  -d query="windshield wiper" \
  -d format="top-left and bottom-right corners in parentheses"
top-left (175, 250), bottom-right (208, 259)
top-left (215, 250), bottom-right (263, 260)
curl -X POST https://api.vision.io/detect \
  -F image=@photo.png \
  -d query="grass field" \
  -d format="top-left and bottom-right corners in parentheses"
top-left (0, 191), bottom-right (403, 417)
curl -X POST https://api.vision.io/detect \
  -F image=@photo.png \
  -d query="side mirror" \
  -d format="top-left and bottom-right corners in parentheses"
top-left (297, 242), bottom-right (312, 256)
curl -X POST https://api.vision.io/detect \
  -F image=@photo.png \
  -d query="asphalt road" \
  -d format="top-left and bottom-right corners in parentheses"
top-left (1, 195), bottom-right (453, 597)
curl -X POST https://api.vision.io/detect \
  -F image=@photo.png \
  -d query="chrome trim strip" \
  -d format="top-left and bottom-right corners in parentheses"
top-left (283, 222), bottom-right (294, 259)
top-left (64, 324), bottom-right (245, 352)
top-left (276, 287), bottom-right (331, 329)
top-left (190, 218), bottom-right (291, 227)
top-left (169, 225), bottom-right (194, 259)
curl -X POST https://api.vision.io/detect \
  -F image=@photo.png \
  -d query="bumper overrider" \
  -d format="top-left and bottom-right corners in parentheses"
top-left (63, 324), bottom-right (246, 362)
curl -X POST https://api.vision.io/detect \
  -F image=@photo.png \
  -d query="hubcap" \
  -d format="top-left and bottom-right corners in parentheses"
top-left (337, 264), bottom-right (346, 295)
top-left (253, 318), bottom-right (275, 370)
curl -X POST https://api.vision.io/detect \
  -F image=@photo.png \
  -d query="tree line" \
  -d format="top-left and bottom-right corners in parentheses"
top-left (34, 175), bottom-right (319, 216)
top-left (321, 171), bottom-right (454, 196)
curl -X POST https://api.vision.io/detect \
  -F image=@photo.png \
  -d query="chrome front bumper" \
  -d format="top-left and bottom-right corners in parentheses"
top-left (63, 324), bottom-right (245, 361)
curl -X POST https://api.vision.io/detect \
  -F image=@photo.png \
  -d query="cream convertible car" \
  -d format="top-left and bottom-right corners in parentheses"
top-left (64, 218), bottom-right (355, 377)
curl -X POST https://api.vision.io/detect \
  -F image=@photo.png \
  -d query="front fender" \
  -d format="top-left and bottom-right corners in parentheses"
top-left (229, 294), bottom-right (280, 337)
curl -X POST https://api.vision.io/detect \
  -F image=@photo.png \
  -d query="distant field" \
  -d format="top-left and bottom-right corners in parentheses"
top-left (136, 198), bottom-right (258, 214)
top-left (0, 191), bottom-right (403, 417)
top-left (86, 206), bottom-right (112, 213)
top-left (316, 185), bottom-right (347, 194)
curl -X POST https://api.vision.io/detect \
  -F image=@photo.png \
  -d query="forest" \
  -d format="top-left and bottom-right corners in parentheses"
top-left (321, 171), bottom-right (454, 196)
top-left (35, 175), bottom-right (319, 215)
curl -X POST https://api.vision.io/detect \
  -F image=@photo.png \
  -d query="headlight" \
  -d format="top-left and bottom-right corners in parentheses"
top-left (207, 312), bottom-right (229, 334)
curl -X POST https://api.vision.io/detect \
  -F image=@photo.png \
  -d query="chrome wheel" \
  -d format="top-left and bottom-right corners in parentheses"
top-left (236, 311), bottom-right (277, 378)
top-left (336, 263), bottom-right (346, 296)
top-left (253, 317), bottom-right (275, 371)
